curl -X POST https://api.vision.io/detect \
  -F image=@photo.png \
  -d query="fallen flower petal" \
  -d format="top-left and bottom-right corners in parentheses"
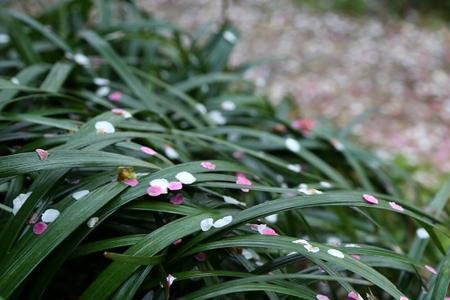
top-left (327, 249), bottom-right (345, 258)
top-left (140, 146), bottom-right (156, 156)
top-left (12, 192), bottom-right (32, 215)
top-left (285, 137), bottom-right (301, 152)
top-left (87, 217), bottom-right (99, 228)
top-left (164, 146), bottom-right (179, 159)
top-left (316, 295), bottom-right (330, 300)
top-left (72, 190), bottom-right (89, 200)
top-left (201, 161), bottom-right (216, 170)
top-left (425, 265), bottom-right (438, 275)
top-left (347, 291), bottom-right (364, 300)
top-left (35, 149), bottom-right (48, 160)
top-left (304, 244), bottom-right (320, 253)
top-left (108, 91), bottom-right (122, 102)
top-left (95, 121), bottom-right (115, 134)
top-left (166, 274), bottom-right (176, 287)
top-left (362, 193), bottom-right (378, 205)
top-left (389, 201), bottom-right (404, 212)
top-left (168, 181), bottom-right (183, 191)
top-left (41, 208), bottom-right (60, 223)
top-left (147, 185), bottom-right (164, 197)
top-left (170, 193), bottom-right (184, 205)
top-left (124, 178), bottom-right (139, 187)
top-left (212, 215), bottom-right (233, 228)
top-left (200, 218), bottom-right (214, 231)
top-left (236, 173), bottom-right (252, 192)
top-left (33, 222), bottom-right (48, 235)
top-left (111, 108), bottom-right (131, 119)
top-left (175, 171), bottom-right (196, 184)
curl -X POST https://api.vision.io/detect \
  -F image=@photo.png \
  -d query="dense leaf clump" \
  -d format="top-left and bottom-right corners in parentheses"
top-left (0, 1), bottom-right (448, 299)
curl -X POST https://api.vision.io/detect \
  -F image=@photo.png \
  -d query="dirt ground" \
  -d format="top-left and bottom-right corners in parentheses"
top-left (141, 0), bottom-right (450, 186)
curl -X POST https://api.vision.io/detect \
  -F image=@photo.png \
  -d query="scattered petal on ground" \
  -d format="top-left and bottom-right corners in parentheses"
top-left (124, 178), bottom-right (139, 187)
top-left (213, 215), bottom-right (233, 228)
top-left (111, 108), bottom-right (131, 119)
top-left (389, 201), bottom-right (404, 212)
top-left (362, 193), bottom-right (378, 205)
top-left (170, 193), bottom-right (184, 205)
top-left (147, 185), bottom-right (164, 197)
top-left (41, 209), bottom-right (60, 223)
top-left (87, 217), bottom-right (99, 228)
top-left (201, 161), bottom-right (216, 170)
top-left (304, 244), bottom-right (320, 253)
top-left (72, 190), bottom-right (89, 200)
top-left (94, 77), bottom-right (110, 86)
top-left (168, 181), bottom-right (183, 191)
top-left (140, 146), bottom-right (157, 155)
top-left (327, 249), bottom-right (345, 258)
top-left (223, 195), bottom-right (246, 206)
top-left (416, 228), bottom-right (430, 239)
top-left (425, 265), bottom-right (438, 275)
top-left (108, 91), bottom-right (122, 102)
top-left (175, 171), bottom-right (196, 184)
top-left (285, 137), bottom-right (301, 152)
top-left (12, 192), bottom-right (32, 215)
top-left (236, 173), bottom-right (252, 192)
top-left (95, 121), bottom-right (115, 134)
top-left (35, 149), bottom-right (48, 160)
top-left (200, 218), bottom-right (214, 231)
top-left (164, 146), bottom-right (179, 159)
top-left (166, 274), bottom-right (176, 287)
top-left (347, 291), bottom-right (364, 300)
top-left (316, 295), bottom-right (330, 300)
top-left (287, 164), bottom-right (301, 173)
top-left (265, 214), bottom-right (278, 223)
top-left (33, 222), bottom-right (48, 235)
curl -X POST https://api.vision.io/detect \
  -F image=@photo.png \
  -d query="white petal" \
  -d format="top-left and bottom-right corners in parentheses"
top-left (304, 244), bottom-right (320, 253)
top-left (94, 77), bottom-right (110, 86)
top-left (208, 110), bottom-right (226, 125)
top-left (200, 218), bottom-right (214, 231)
top-left (87, 217), bottom-right (99, 228)
top-left (72, 190), bottom-right (90, 200)
top-left (213, 215), bottom-right (233, 228)
top-left (320, 181), bottom-right (332, 188)
top-left (74, 53), bottom-right (89, 66)
top-left (265, 214), bottom-right (278, 223)
top-left (12, 192), bottom-right (32, 215)
top-left (164, 146), bottom-right (179, 159)
top-left (287, 164), bottom-right (301, 173)
top-left (416, 228), bottom-right (430, 239)
top-left (327, 249), bottom-right (345, 258)
top-left (96, 86), bottom-right (110, 97)
top-left (223, 196), bottom-right (246, 206)
top-left (95, 121), bottom-right (115, 134)
top-left (285, 138), bottom-right (301, 152)
top-left (175, 171), bottom-right (196, 184)
top-left (221, 101), bottom-right (236, 111)
top-left (292, 239), bottom-right (309, 245)
top-left (256, 224), bottom-right (267, 235)
top-left (0, 33), bottom-right (10, 44)
top-left (41, 208), bottom-right (60, 223)
top-left (195, 103), bottom-right (207, 114)
top-left (223, 31), bottom-right (237, 43)
top-left (11, 77), bottom-right (19, 85)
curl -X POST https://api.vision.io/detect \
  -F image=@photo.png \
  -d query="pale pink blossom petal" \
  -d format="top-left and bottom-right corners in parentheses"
top-left (201, 161), bottom-right (216, 170)
top-left (351, 254), bottom-right (361, 260)
top-left (292, 118), bottom-right (315, 136)
top-left (362, 193), bottom-right (378, 205)
top-left (195, 252), bottom-right (207, 262)
top-left (389, 201), bottom-right (404, 212)
top-left (166, 274), bottom-right (176, 287)
top-left (140, 146), bottom-right (156, 156)
top-left (108, 91), bottom-right (122, 102)
top-left (111, 108), bottom-right (131, 119)
top-left (400, 297), bottom-right (409, 300)
top-left (347, 291), bottom-right (363, 300)
top-left (252, 224), bottom-right (278, 236)
top-left (425, 265), bottom-right (438, 275)
top-left (35, 149), bottom-right (48, 160)
top-left (33, 222), bottom-right (48, 235)
top-left (236, 173), bottom-right (252, 192)
top-left (147, 186), bottom-right (163, 197)
top-left (170, 193), bottom-right (184, 205)
top-left (262, 227), bottom-right (278, 235)
top-left (173, 239), bottom-right (182, 245)
top-left (316, 295), bottom-right (329, 300)
top-left (124, 178), bottom-right (138, 187)
top-left (168, 181), bottom-right (183, 191)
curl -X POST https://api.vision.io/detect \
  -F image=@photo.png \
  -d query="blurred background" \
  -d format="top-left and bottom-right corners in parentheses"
top-left (14, 0), bottom-right (450, 188)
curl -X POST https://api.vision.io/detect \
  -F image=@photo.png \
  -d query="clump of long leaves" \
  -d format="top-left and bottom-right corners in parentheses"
top-left (0, 1), bottom-right (448, 299)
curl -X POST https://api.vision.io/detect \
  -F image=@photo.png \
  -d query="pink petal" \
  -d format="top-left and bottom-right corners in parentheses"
top-left (201, 161), bottom-right (216, 170)
top-left (389, 201), bottom-right (404, 212)
top-left (35, 149), bottom-right (48, 160)
top-left (425, 265), bottom-right (438, 275)
top-left (140, 146), bottom-right (156, 156)
top-left (236, 173), bottom-right (252, 192)
top-left (108, 91), bottom-right (122, 102)
top-left (194, 252), bottom-right (207, 262)
top-left (292, 118), bottom-right (315, 136)
top-left (147, 185), bottom-right (163, 197)
top-left (166, 274), bottom-right (175, 287)
top-left (362, 193), bottom-right (378, 205)
top-left (111, 108), bottom-right (125, 115)
top-left (173, 239), bottom-right (182, 245)
top-left (351, 254), bottom-right (361, 260)
top-left (262, 227), bottom-right (278, 236)
top-left (170, 193), bottom-right (184, 205)
top-left (316, 295), bottom-right (330, 300)
top-left (168, 181), bottom-right (183, 191)
top-left (33, 222), bottom-right (48, 235)
top-left (400, 297), bottom-right (409, 300)
top-left (347, 291), bottom-right (361, 300)
top-left (124, 178), bottom-right (138, 187)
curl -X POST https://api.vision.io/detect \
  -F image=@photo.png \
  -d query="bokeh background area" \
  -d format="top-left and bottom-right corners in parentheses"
top-left (139, 0), bottom-right (450, 188)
